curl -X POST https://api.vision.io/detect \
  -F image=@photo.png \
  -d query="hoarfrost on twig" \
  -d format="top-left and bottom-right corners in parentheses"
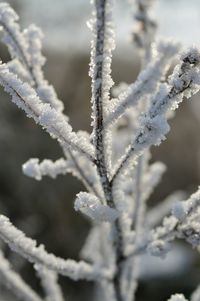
top-left (0, 1), bottom-right (200, 301)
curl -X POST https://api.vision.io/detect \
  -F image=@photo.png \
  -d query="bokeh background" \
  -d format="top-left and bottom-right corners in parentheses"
top-left (1, 0), bottom-right (200, 300)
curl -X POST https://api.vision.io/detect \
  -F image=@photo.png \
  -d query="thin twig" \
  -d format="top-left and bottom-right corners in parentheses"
top-left (0, 20), bottom-right (39, 86)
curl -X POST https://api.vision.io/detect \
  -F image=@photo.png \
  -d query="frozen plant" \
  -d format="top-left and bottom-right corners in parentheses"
top-left (0, 0), bottom-right (200, 301)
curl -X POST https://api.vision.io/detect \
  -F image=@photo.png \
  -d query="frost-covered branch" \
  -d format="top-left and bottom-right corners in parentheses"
top-left (0, 1), bottom-right (199, 301)
top-left (111, 47), bottom-right (200, 182)
top-left (140, 161), bottom-right (166, 203)
top-left (105, 40), bottom-right (180, 127)
top-left (90, 0), bottom-right (115, 205)
top-left (147, 191), bottom-right (186, 228)
top-left (0, 3), bottom-right (64, 111)
top-left (35, 265), bottom-right (64, 301)
top-left (22, 158), bottom-right (69, 180)
top-left (0, 215), bottom-right (111, 281)
top-left (0, 3), bottom-right (97, 198)
top-left (0, 2), bottom-right (95, 197)
top-left (22, 155), bottom-right (103, 199)
top-left (74, 192), bottom-right (118, 222)
top-left (0, 2), bottom-right (97, 197)
top-left (132, 0), bottom-right (157, 61)
top-left (0, 63), bottom-right (95, 162)
top-left (191, 285), bottom-right (200, 301)
top-left (126, 188), bottom-right (200, 258)
top-left (0, 3), bottom-right (36, 85)
top-left (167, 295), bottom-right (188, 301)
top-left (98, 279), bottom-right (118, 301)
top-left (23, 24), bottom-right (64, 112)
top-left (0, 250), bottom-right (42, 301)
top-left (67, 148), bottom-right (103, 199)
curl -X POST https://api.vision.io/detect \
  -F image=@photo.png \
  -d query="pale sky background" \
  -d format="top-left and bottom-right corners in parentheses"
top-left (9, 0), bottom-right (200, 53)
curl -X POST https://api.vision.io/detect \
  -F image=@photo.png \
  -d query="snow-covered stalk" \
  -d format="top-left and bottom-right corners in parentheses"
top-left (0, 3), bottom-right (99, 203)
top-left (22, 158), bottom-right (70, 181)
top-left (0, 250), bottom-right (43, 301)
top-left (0, 215), bottom-right (111, 281)
top-left (120, 2), bottom-right (158, 297)
top-left (35, 265), bottom-right (64, 301)
top-left (0, 3), bottom-right (37, 86)
top-left (133, 0), bottom-right (157, 62)
top-left (128, 1), bottom-right (159, 295)
top-left (90, 2), bottom-right (126, 300)
top-left (125, 157), bottom-right (145, 301)
top-left (105, 40), bottom-right (180, 128)
top-left (90, 0), bottom-right (113, 204)
top-left (0, 3), bottom-right (64, 111)
top-left (191, 285), bottom-right (200, 301)
top-left (22, 155), bottom-right (102, 199)
top-left (111, 47), bottom-right (200, 183)
top-left (167, 295), bottom-right (188, 301)
top-left (125, 188), bottom-right (200, 258)
top-left (98, 279), bottom-right (118, 301)
top-left (147, 191), bottom-right (186, 228)
top-left (0, 63), bottom-right (95, 162)
top-left (67, 149), bottom-right (103, 199)
top-left (0, 1), bottom-right (200, 301)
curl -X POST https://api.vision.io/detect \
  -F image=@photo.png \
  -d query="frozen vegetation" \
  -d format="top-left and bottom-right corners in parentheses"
top-left (0, 0), bottom-right (200, 301)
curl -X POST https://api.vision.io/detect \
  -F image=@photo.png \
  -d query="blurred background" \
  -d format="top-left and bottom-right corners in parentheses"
top-left (0, 0), bottom-right (200, 300)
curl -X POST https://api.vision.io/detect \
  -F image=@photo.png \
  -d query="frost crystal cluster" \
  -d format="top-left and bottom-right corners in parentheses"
top-left (0, 1), bottom-right (200, 301)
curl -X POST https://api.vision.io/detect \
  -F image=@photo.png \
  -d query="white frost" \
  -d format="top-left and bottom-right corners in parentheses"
top-left (74, 192), bottom-right (119, 222)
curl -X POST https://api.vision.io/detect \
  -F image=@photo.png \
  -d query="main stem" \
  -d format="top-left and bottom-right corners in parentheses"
top-left (93, 1), bottom-right (124, 300)
top-left (93, 0), bottom-right (112, 204)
